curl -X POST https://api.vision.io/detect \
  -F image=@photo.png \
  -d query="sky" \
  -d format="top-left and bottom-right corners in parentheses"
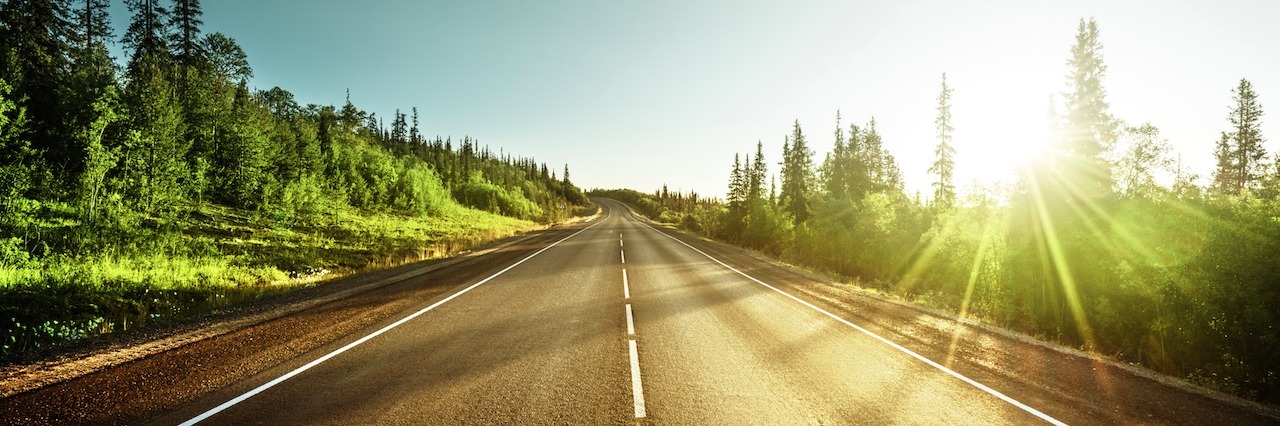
top-left (111, 0), bottom-right (1280, 199)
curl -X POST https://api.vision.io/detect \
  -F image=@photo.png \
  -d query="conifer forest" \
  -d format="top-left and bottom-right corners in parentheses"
top-left (0, 0), bottom-right (587, 358)
top-left (595, 18), bottom-right (1280, 404)
top-left (3, 0), bottom-right (1279, 413)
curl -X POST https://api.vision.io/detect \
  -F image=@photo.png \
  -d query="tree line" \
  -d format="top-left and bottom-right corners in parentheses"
top-left (0, 0), bottom-right (586, 262)
top-left (608, 18), bottom-right (1280, 403)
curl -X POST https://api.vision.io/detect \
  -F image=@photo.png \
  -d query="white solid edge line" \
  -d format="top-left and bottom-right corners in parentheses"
top-left (625, 304), bottom-right (635, 335)
top-left (623, 269), bottom-right (630, 299)
top-left (180, 219), bottom-right (605, 426)
top-left (629, 340), bottom-right (647, 418)
top-left (637, 221), bottom-right (1068, 426)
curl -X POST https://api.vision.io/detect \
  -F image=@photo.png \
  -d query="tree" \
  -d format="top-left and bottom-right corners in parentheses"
top-left (780, 120), bottom-right (814, 225)
top-left (0, 0), bottom-right (73, 176)
top-left (72, 0), bottom-right (113, 75)
top-left (1114, 123), bottom-right (1172, 199)
top-left (749, 141), bottom-right (766, 203)
top-left (390, 108), bottom-right (407, 143)
top-left (66, 0), bottom-right (118, 189)
top-left (203, 32), bottom-right (251, 83)
top-left (168, 0), bottom-right (204, 68)
top-left (930, 73), bottom-right (957, 207)
top-left (0, 78), bottom-right (35, 209)
top-left (76, 87), bottom-right (120, 220)
top-left (1059, 17), bottom-right (1117, 200)
top-left (1212, 132), bottom-right (1235, 195)
top-left (410, 107), bottom-right (421, 144)
top-left (823, 111), bottom-right (850, 199)
top-left (121, 66), bottom-right (186, 211)
top-left (122, 0), bottom-right (169, 75)
top-left (727, 153), bottom-right (745, 208)
top-left (1229, 78), bottom-right (1266, 193)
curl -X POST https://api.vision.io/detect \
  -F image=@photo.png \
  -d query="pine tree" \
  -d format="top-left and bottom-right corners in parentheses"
top-left (0, 0), bottom-right (73, 175)
top-left (749, 141), bottom-right (767, 202)
top-left (823, 110), bottom-right (849, 199)
top-left (65, 0), bottom-right (117, 189)
top-left (1059, 17), bottom-right (1116, 199)
top-left (727, 153), bottom-right (745, 208)
top-left (1212, 132), bottom-right (1237, 194)
top-left (122, 0), bottom-right (169, 75)
top-left (122, 66), bottom-right (186, 211)
top-left (391, 108), bottom-right (407, 143)
top-left (410, 107), bottom-right (421, 145)
top-left (0, 78), bottom-right (35, 208)
top-left (76, 0), bottom-right (110, 45)
top-left (168, 0), bottom-right (204, 68)
top-left (1229, 78), bottom-right (1266, 192)
top-left (780, 120), bottom-right (814, 225)
top-left (929, 73), bottom-right (957, 207)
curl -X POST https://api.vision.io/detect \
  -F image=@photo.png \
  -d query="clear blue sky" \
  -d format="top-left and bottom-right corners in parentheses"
top-left (111, 0), bottom-right (1280, 199)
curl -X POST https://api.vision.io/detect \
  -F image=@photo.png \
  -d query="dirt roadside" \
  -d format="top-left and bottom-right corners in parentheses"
top-left (0, 212), bottom-right (599, 424)
top-left (635, 214), bottom-right (1280, 425)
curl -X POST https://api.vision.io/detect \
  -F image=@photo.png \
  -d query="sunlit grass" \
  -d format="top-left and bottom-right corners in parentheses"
top-left (0, 202), bottom-right (543, 356)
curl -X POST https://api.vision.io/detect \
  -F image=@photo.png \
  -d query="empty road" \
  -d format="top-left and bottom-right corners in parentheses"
top-left (3, 198), bottom-right (1276, 425)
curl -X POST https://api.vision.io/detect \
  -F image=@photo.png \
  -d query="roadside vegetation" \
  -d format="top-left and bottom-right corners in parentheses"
top-left (593, 18), bottom-right (1280, 405)
top-left (0, 1), bottom-right (587, 358)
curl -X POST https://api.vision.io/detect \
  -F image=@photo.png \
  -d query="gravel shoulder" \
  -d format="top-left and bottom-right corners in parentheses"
top-left (0, 216), bottom-right (595, 425)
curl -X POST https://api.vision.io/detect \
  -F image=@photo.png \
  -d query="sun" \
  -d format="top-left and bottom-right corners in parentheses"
top-left (952, 89), bottom-right (1056, 187)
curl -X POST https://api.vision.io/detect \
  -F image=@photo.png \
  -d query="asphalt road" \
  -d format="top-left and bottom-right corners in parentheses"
top-left (4, 198), bottom-right (1278, 425)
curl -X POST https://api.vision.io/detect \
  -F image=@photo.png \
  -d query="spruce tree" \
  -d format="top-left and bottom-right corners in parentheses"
top-left (391, 108), bottom-right (407, 143)
top-left (1060, 17), bottom-right (1116, 199)
top-left (65, 0), bottom-right (117, 190)
top-left (727, 153), bottom-right (745, 209)
top-left (1229, 78), bottom-right (1266, 192)
top-left (410, 107), bottom-right (421, 145)
top-left (122, 0), bottom-right (169, 75)
top-left (1212, 132), bottom-right (1236, 194)
top-left (0, 0), bottom-right (73, 177)
top-left (929, 73), bottom-right (957, 207)
top-left (749, 141), bottom-right (766, 202)
top-left (823, 110), bottom-right (849, 199)
top-left (168, 0), bottom-right (204, 68)
top-left (780, 120), bottom-right (813, 225)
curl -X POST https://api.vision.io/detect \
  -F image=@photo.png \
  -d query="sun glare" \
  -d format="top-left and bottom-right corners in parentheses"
top-left (954, 90), bottom-right (1055, 188)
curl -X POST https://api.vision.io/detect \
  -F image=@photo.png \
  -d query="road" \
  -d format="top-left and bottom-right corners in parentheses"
top-left (3, 198), bottom-right (1277, 424)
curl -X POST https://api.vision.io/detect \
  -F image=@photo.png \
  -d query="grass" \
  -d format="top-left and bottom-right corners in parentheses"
top-left (0, 201), bottom-right (543, 358)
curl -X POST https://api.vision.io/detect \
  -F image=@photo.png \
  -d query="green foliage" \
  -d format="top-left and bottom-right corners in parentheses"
top-left (453, 171), bottom-right (542, 220)
top-left (0, 3), bottom-right (590, 359)
top-left (1214, 79), bottom-right (1267, 195)
top-left (627, 96), bottom-right (1280, 404)
top-left (930, 73), bottom-right (957, 208)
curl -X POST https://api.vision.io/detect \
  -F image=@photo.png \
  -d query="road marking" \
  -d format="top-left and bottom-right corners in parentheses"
top-left (625, 304), bottom-right (636, 335)
top-left (620, 239), bottom-right (623, 247)
top-left (628, 340), bottom-right (647, 418)
top-left (179, 220), bottom-right (605, 426)
top-left (637, 221), bottom-right (1067, 426)
top-left (621, 250), bottom-right (626, 264)
top-left (623, 269), bottom-right (630, 299)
